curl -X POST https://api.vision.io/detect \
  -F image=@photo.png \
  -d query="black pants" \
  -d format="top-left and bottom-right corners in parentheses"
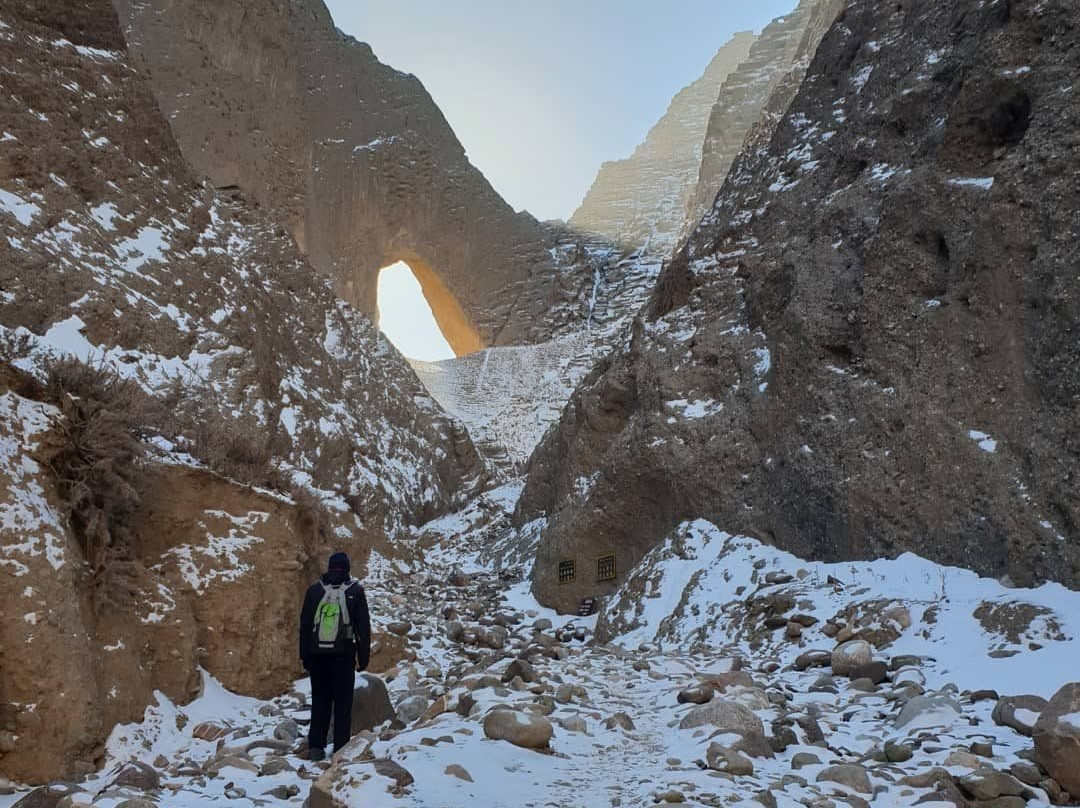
top-left (308, 656), bottom-right (355, 752)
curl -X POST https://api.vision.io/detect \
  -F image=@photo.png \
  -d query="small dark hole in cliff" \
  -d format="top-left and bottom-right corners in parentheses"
top-left (941, 83), bottom-right (1031, 170)
top-left (984, 89), bottom-right (1031, 148)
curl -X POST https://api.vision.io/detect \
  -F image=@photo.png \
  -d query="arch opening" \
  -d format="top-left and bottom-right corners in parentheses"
top-left (376, 260), bottom-right (482, 361)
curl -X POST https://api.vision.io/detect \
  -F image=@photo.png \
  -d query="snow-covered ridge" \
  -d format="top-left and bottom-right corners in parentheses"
top-left (602, 519), bottom-right (1078, 698)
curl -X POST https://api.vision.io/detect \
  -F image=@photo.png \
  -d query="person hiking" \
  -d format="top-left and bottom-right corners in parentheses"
top-left (299, 551), bottom-right (371, 761)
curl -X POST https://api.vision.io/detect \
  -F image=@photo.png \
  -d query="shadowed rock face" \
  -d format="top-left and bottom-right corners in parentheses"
top-left (569, 32), bottom-right (757, 256)
top-left (523, 0), bottom-right (1080, 612)
top-left (111, 0), bottom-right (572, 354)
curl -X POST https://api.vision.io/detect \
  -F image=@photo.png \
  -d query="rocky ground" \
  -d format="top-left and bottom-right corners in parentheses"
top-left (6, 484), bottom-right (1077, 808)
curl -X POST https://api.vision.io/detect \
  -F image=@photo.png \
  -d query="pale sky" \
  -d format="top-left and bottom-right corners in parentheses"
top-left (325, 0), bottom-right (797, 221)
top-left (340, 0), bottom-right (798, 360)
top-left (377, 262), bottom-right (455, 361)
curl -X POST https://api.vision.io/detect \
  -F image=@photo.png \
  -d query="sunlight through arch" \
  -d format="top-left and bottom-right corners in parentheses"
top-left (376, 261), bottom-right (456, 362)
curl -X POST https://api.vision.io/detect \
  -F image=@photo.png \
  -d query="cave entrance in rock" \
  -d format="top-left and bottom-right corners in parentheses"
top-left (376, 260), bottom-right (482, 361)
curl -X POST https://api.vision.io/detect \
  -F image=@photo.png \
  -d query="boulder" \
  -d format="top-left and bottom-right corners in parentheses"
top-left (483, 709), bottom-right (553, 749)
top-left (558, 716), bottom-right (589, 734)
top-left (329, 673), bottom-right (396, 739)
top-left (444, 764), bottom-right (473, 782)
top-left (680, 699), bottom-right (772, 757)
top-left (895, 695), bottom-right (962, 729)
top-left (502, 659), bottom-right (537, 684)
top-left (884, 740), bottom-right (914, 762)
top-left (849, 662), bottom-right (889, 685)
top-left (372, 759), bottom-right (414, 788)
top-left (479, 626), bottom-right (509, 650)
top-left (259, 756), bottom-right (295, 776)
top-left (680, 698), bottom-right (762, 734)
top-left (705, 670), bottom-right (756, 692)
top-left (795, 650), bottom-right (833, 671)
top-left (677, 685), bottom-right (713, 705)
top-left (448, 569), bottom-right (469, 587)
top-left (791, 752), bottom-right (822, 769)
top-left (995, 694), bottom-right (1048, 737)
top-left (604, 712), bottom-right (636, 731)
top-left (706, 743), bottom-right (754, 775)
top-left (207, 754), bottom-right (260, 776)
top-left (958, 770), bottom-right (1026, 801)
top-left (831, 641), bottom-right (874, 677)
top-left (1033, 682), bottom-right (1080, 795)
top-left (817, 764), bottom-right (873, 794)
top-left (12, 784), bottom-right (84, 808)
top-left (109, 761), bottom-right (160, 791)
top-left (273, 718), bottom-right (300, 742)
top-left (192, 722), bottom-right (231, 742)
top-left (396, 695), bottom-right (430, 724)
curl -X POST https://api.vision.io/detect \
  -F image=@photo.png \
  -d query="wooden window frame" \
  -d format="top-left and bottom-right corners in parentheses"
top-left (558, 559), bottom-right (576, 584)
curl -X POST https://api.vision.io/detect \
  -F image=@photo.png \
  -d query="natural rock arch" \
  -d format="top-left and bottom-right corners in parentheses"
top-left (114, 0), bottom-right (564, 352)
top-left (375, 255), bottom-right (484, 358)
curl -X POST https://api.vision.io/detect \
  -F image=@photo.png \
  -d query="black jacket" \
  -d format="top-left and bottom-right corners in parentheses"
top-left (299, 575), bottom-right (371, 670)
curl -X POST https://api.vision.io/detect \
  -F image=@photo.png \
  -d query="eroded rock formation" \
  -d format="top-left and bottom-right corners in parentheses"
top-left (685, 0), bottom-right (843, 236)
top-left (110, 0), bottom-right (591, 352)
top-left (0, 0), bottom-right (477, 781)
top-left (523, 0), bottom-right (1080, 612)
top-left (569, 33), bottom-right (756, 255)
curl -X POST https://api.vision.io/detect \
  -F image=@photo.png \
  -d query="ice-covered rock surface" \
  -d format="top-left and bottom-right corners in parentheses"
top-left (412, 249), bottom-right (663, 473)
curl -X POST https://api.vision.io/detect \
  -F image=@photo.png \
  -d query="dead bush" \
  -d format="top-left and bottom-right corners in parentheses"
top-left (188, 410), bottom-right (287, 491)
top-left (42, 357), bottom-right (150, 610)
top-left (0, 330), bottom-right (33, 365)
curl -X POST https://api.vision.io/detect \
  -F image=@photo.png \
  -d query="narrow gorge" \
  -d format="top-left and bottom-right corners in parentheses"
top-left (0, 0), bottom-right (1077, 806)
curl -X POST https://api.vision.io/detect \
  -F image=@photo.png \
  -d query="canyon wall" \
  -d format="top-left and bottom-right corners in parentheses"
top-left (110, 0), bottom-right (596, 352)
top-left (569, 33), bottom-right (756, 255)
top-left (522, 0), bottom-right (1080, 612)
top-left (685, 0), bottom-right (843, 236)
top-left (0, 0), bottom-right (478, 781)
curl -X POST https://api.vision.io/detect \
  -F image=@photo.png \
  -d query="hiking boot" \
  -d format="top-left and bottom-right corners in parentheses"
top-left (308, 747), bottom-right (326, 762)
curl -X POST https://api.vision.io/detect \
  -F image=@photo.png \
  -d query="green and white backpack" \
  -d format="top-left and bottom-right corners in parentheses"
top-left (311, 581), bottom-right (354, 655)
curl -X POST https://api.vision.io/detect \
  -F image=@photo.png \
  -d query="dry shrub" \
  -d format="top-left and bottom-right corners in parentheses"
top-left (0, 330), bottom-right (33, 365)
top-left (42, 357), bottom-right (151, 610)
top-left (188, 411), bottom-right (287, 491)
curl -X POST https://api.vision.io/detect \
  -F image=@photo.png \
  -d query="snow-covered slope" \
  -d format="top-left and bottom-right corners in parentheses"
top-left (8, 488), bottom-right (1076, 807)
top-left (412, 249), bottom-right (663, 473)
top-left (0, 4), bottom-right (485, 533)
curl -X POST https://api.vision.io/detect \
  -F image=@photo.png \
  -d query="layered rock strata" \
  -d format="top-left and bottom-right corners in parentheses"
top-left (569, 32), bottom-right (756, 255)
top-left (685, 0), bottom-right (843, 236)
top-left (523, 0), bottom-right (1080, 612)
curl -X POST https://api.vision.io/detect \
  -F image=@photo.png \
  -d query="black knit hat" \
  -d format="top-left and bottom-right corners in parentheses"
top-left (328, 551), bottom-right (350, 574)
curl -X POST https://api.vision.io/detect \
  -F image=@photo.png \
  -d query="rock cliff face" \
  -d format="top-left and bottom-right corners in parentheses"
top-left (523, 0), bottom-right (1080, 612)
top-left (110, 0), bottom-right (593, 352)
top-left (0, 391), bottom-right (308, 783)
top-left (569, 33), bottom-right (756, 255)
top-left (0, 0), bottom-right (479, 781)
top-left (685, 0), bottom-right (843, 237)
top-left (0, 0), bottom-right (484, 531)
